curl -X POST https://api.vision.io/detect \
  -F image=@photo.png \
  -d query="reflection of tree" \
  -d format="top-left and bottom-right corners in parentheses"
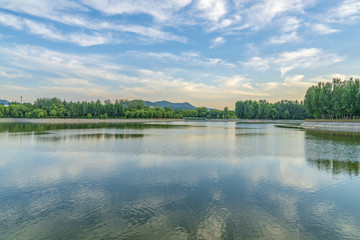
top-left (305, 130), bottom-right (360, 176)
top-left (305, 129), bottom-right (360, 143)
top-left (307, 159), bottom-right (359, 176)
top-left (36, 133), bottom-right (145, 142)
top-left (0, 122), bottom-right (188, 133)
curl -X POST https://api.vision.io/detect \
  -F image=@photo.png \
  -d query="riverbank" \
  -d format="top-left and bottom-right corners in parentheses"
top-left (0, 118), bottom-right (185, 124)
top-left (301, 121), bottom-right (360, 132)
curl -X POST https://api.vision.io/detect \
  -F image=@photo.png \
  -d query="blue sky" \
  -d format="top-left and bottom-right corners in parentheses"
top-left (0, 0), bottom-right (359, 109)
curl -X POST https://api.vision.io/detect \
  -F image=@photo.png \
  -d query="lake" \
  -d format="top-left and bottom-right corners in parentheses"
top-left (0, 121), bottom-right (360, 239)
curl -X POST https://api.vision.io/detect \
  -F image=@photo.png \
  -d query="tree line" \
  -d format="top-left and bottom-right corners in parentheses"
top-left (304, 78), bottom-right (360, 119)
top-left (235, 99), bottom-right (309, 119)
top-left (0, 98), bottom-right (236, 119)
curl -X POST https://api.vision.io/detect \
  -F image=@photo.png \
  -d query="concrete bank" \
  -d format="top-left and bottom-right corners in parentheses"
top-left (301, 121), bottom-right (360, 132)
top-left (237, 119), bottom-right (303, 124)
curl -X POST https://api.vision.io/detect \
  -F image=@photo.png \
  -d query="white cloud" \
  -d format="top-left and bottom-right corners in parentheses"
top-left (218, 75), bottom-right (254, 89)
top-left (82, 0), bottom-right (192, 22)
top-left (130, 51), bottom-right (235, 67)
top-left (243, 48), bottom-right (344, 76)
top-left (2, 0), bottom-right (348, 45)
top-left (274, 48), bottom-right (343, 76)
top-left (210, 37), bottom-right (226, 48)
top-left (0, 12), bottom-right (23, 29)
top-left (0, 12), bottom-right (112, 46)
top-left (284, 75), bottom-right (304, 83)
top-left (244, 0), bottom-right (311, 30)
top-left (196, 0), bottom-right (227, 22)
top-left (0, 1), bottom-right (187, 43)
top-left (0, 0), bottom-right (87, 22)
top-left (0, 71), bottom-right (23, 79)
top-left (312, 24), bottom-right (339, 34)
top-left (309, 74), bottom-right (360, 83)
top-left (281, 17), bottom-right (301, 32)
top-left (241, 56), bottom-right (270, 71)
top-left (327, 0), bottom-right (360, 23)
top-left (114, 25), bottom-right (187, 43)
top-left (0, 44), bottom-right (127, 83)
top-left (268, 32), bottom-right (300, 45)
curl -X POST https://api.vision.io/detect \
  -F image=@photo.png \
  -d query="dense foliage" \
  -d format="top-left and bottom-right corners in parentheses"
top-left (304, 78), bottom-right (360, 119)
top-left (235, 99), bottom-right (309, 119)
top-left (0, 98), bottom-right (236, 119)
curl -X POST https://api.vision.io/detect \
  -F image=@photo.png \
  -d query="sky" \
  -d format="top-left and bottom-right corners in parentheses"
top-left (0, 0), bottom-right (360, 109)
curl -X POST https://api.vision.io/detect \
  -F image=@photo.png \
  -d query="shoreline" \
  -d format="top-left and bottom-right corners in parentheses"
top-left (301, 121), bottom-right (360, 132)
top-left (2, 118), bottom-right (360, 132)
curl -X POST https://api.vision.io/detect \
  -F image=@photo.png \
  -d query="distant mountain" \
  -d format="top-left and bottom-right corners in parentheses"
top-left (0, 99), bottom-right (9, 106)
top-left (153, 101), bottom-right (197, 110)
top-left (132, 100), bottom-right (197, 110)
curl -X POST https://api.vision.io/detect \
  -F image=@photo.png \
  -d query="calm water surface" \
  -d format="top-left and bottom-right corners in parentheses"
top-left (0, 121), bottom-right (360, 239)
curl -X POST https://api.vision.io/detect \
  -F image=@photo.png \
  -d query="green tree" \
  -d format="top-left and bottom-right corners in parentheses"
top-left (49, 109), bottom-right (57, 118)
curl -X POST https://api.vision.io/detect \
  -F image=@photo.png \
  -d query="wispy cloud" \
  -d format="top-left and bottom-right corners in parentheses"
top-left (309, 74), bottom-right (360, 83)
top-left (196, 0), bottom-right (228, 22)
top-left (210, 37), bottom-right (226, 48)
top-left (327, 0), bottom-right (360, 23)
top-left (82, 0), bottom-right (192, 22)
top-left (280, 17), bottom-right (301, 32)
top-left (0, 66), bottom-right (26, 79)
top-left (0, 12), bottom-right (23, 29)
top-left (0, 12), bottom-right (112, 46)
top-left (243, 0), bottom-right (311, 30)
top-left (284, 75), bottom-right (304, 83)
top-left (312, 23), bottom-right (339, 34)
top-left (274, 48), bottom-right (343, 76)
top-left (0, 1), bottom-right (187, 44)
top-left (268, 32), bottom-right (300, 45)
top-left (241, 56), bottom-right (270, 71)
top-left (0, 44), bottom-right (126, 82)
top-left (243, 48), bottom-right (344, 76)
top-left (129, 51), bottom-right (235, 67)
top-left (0, 0), bottom-right (351, 45)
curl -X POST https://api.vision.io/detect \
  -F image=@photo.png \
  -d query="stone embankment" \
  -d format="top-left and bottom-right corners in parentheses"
top-left (301, 121), bottom-right (360, 132)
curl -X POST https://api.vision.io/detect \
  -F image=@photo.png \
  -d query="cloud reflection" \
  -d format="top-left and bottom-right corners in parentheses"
top-left (1, 123), bottom-right (360, 239)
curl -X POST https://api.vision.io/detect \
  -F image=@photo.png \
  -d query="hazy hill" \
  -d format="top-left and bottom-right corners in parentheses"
top-left (153, 101), bottom-right (196, 110)
top-left (135, 100), bottom-right (197, 110)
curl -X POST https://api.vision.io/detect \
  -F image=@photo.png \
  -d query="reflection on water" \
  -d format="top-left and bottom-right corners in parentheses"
top-left (305, 129), bottom-right (360, 177)
top-left (36, 133), bottom-right (145, 142)
top-left (307, 159), bottom-right (359, 176)
top-left (0, 122), bottom-right (191, 133)
top-left (1, 122), bottom-right (360, 239)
